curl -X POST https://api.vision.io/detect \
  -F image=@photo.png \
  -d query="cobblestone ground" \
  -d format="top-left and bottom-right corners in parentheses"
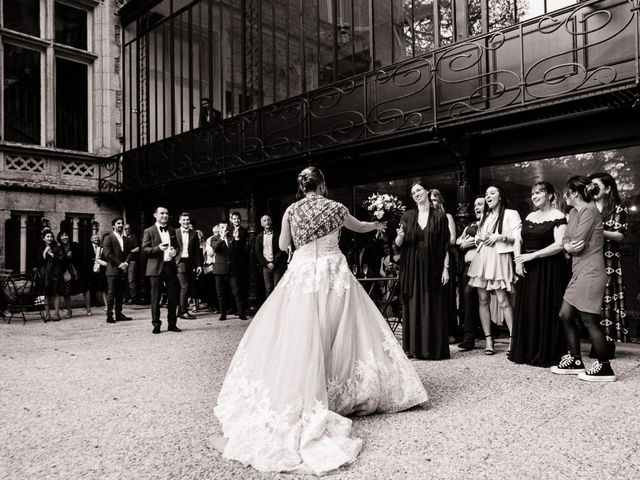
top-left (1, 306), bottom-right (639, 480)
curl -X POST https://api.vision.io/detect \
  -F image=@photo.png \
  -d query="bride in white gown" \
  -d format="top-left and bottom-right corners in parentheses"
top-left (214, 166), bottom-right (428, 475)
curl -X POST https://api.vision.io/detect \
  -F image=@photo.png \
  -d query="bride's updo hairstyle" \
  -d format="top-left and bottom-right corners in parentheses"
top-left (564, 175), bottom-right (599, 203)
top-left (297, 166), bottom-right (327, 198)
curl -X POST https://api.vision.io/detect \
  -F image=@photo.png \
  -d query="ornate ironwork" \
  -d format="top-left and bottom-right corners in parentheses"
top-left (98, 153), bottom-right (122, 194)
top-left (122, 0), bottom-right (639, 192)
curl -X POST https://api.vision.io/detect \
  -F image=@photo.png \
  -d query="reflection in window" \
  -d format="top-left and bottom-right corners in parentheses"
top-left (56, 58), bottom-right (88, 151)
top-left (467, 0), bottom-right (483, 37)
top-left (55, 2), bottom-right (88, 50)
top-left (438, 0), bottom-right (453, 46)
top-left (479, 146), bottom-right (640, 340)
top-left (4, 0), bottom-right (39, 37)
top-left (4, 44), bottom-right (41, 144)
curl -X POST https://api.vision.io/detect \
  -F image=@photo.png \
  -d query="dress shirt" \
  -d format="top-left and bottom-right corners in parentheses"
top-left (156, 224), bottom-right (171, 261)
top-left (181, 229), bottom-right (190, 258)
top-left (263, 231), bottom-right (274, 262)
top-left (113, 232), bottom-right (124, 251)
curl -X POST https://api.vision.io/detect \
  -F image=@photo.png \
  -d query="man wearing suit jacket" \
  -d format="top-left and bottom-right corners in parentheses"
top-left (142, 206), bottom-right (181, 334)
top-left (211, 220), bottom-right (247, 321)
top-left (255, 215), bottom-right (286, 297)
top-left (103, 217), bottom-right (133, 324)
top-left (229, 211), bottom-right (249, 313)
top-left (175, 212), bottom-right (202, 319)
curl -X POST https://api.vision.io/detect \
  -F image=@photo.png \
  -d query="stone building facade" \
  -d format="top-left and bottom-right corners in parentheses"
top-left (1, 0), bottom-right (124, 272)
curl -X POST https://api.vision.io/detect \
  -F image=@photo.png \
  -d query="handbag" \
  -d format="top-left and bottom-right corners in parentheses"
top-left (203, 263), bottom-right (214, 275)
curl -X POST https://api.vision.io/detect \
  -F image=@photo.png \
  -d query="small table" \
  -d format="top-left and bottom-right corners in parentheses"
top-left (357, 276), bottom-right (402, 333)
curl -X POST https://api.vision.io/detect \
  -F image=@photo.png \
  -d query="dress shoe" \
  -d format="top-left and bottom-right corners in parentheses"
top-left (238, 314), bottom-right (248, 321)
top-left (117, 314), bottom-right (132, 321)
top-left (457, 339), bottom-right (475, 351)
top-left (218, 314), bottom-right (227, 321)
top-left (106, 318), bottom-right (116, 324)
top-left (168, 326), bottom-right (182, 332)
top-left (152, 327), bottom-right (161, 334)
top-left (180, 313), bottom-right (196, 320)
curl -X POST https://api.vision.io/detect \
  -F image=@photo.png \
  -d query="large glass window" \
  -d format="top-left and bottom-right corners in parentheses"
top-left (55, 2), bottom-right (88, 49)
top-left (4, 0), bottom-right (40, 37)
top-left (56, 58), bottom-right (88, 151)
top-left (3, 44), bottom-right (41, 144)
top-left (480, 146), bottom-right (640, 340)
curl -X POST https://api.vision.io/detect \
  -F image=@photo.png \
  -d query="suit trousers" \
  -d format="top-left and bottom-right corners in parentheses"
top-left (461, 262), bottom-right (480, 341)
top-left (107, 272), bottom-right (126, 319)
top-left (177, 258), bottom-right (194, 314)
top-left (126, 260), bottom-right (138, 300)
top-left (261, 266), bottom-right (283, 297)
top-left (214, 274), bottom-right (244, 316)
top-left (149, 262), bottom-right (179, 328)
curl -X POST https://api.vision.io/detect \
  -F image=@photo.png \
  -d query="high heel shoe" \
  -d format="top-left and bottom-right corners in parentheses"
top-left (484, 335), bottom-right (495, 355)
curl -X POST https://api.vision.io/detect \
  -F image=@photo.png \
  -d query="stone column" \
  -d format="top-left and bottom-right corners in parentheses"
top-left (0, 210), bottom-right (12, 270)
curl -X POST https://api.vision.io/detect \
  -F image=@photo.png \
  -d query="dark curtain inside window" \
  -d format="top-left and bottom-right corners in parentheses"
top-left (56, 58), bottom-right (88, 151)
top-left (4, 0), bottom-right (39, 37)
top-left (3, 44), bottom-right (41, 144)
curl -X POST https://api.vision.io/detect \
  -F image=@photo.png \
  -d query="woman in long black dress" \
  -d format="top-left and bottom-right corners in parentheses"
top-left (57, 231), bottom-right (91, 317)
top-left (430, 189), bottom-right (459, 343)
top-left (38, 230), bottom-right (65, 321)
top-left (510, 181), bottom-right (568, 367)
top-left (396, 181), bottom-right (450, 360)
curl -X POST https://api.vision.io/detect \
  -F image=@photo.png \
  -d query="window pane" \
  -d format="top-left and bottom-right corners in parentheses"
top-left (56, 58), bottom-right (88, 151)
top-left (55, 2), bottom-right (88, 50)
top-left (479, 147), bottom-right (640, 340)
top-left (4, 44), bottom-right (41, 144)
top-left (4, 0), bottom-right (39, 37)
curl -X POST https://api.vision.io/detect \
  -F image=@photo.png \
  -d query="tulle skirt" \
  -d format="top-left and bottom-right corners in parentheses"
top-left (214, 241), bottom-right (428, 475)
top-left (467, 245), bottom-right (516, 292)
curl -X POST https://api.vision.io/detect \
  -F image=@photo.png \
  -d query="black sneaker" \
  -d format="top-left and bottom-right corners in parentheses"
top-left (578, 361), bottom-right (617, 382)
top-left (550, 354), bottom-right (585, 375)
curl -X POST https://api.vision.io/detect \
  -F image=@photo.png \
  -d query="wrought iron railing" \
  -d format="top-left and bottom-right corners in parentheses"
top-left (115, 0), bottom-right (639, 192)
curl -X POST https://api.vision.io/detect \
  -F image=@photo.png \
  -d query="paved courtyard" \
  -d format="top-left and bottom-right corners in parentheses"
top-left (1, 307), bottom-right (639, 480)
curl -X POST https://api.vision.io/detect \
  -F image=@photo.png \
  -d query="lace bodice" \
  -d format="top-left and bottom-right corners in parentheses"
top-left (288, 196), bottom-right (348, 248)
top-left (521, 218), bottom-right (566, 252)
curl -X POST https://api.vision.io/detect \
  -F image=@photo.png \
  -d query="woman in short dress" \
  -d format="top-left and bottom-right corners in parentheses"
top-left (550, 176), bottom-right (615, 382)
top-left (467, 186), bottom-right (521, 355)
top-left (510, 182), bottom-right (568, 367)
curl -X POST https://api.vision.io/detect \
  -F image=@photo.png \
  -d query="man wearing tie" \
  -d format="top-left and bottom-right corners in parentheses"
top-left (142, 206), bottom-right (181, 334)
top-left (229, 211), bottom-right (248, 316)
top-left (103, 217), bottom-right (133, 324)
top-left (255, 215), bottom-right (286, 298)
top-left (175, 212), bottom-right (202, 319)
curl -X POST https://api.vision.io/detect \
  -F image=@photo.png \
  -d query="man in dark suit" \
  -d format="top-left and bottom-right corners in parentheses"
top-left (103, 217), bottom-right (133, 324)
top-left (229, 211), bottom-right (248, 314)
top-left (174, 212), bottom-right (202, 319)
top-left (123, 223), bottom-right (140, 304)
top-left (211, 220), bottom-right (246, 321)
top-left (255, 215), bottom-right (286, 298)
top-left (142, 206), bottom-right (181, 334)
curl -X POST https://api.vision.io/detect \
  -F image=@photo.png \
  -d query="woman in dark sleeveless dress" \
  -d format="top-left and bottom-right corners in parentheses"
top-left (396, 182), bottom-right (450, 360)
top-left (510, 182), bottom-right (568, 367)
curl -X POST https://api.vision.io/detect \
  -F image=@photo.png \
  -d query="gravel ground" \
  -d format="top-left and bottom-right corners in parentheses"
top-left (1, 307), bottom-right (639, 480)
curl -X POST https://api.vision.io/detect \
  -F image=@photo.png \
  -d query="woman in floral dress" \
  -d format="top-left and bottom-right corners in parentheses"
top-left (589, 172), bottom-right (629, 358)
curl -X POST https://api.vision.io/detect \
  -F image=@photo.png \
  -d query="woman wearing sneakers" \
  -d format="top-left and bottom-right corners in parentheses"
top-left (550, 176), bottom-right (615, 382)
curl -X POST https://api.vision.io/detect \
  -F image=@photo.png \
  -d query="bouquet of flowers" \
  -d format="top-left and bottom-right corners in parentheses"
top-left (363, 193), bottom-right (406, 238)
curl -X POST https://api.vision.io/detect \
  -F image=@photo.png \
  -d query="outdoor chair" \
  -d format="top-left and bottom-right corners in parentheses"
top-left (5, 272), bottom-right (45, 324)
